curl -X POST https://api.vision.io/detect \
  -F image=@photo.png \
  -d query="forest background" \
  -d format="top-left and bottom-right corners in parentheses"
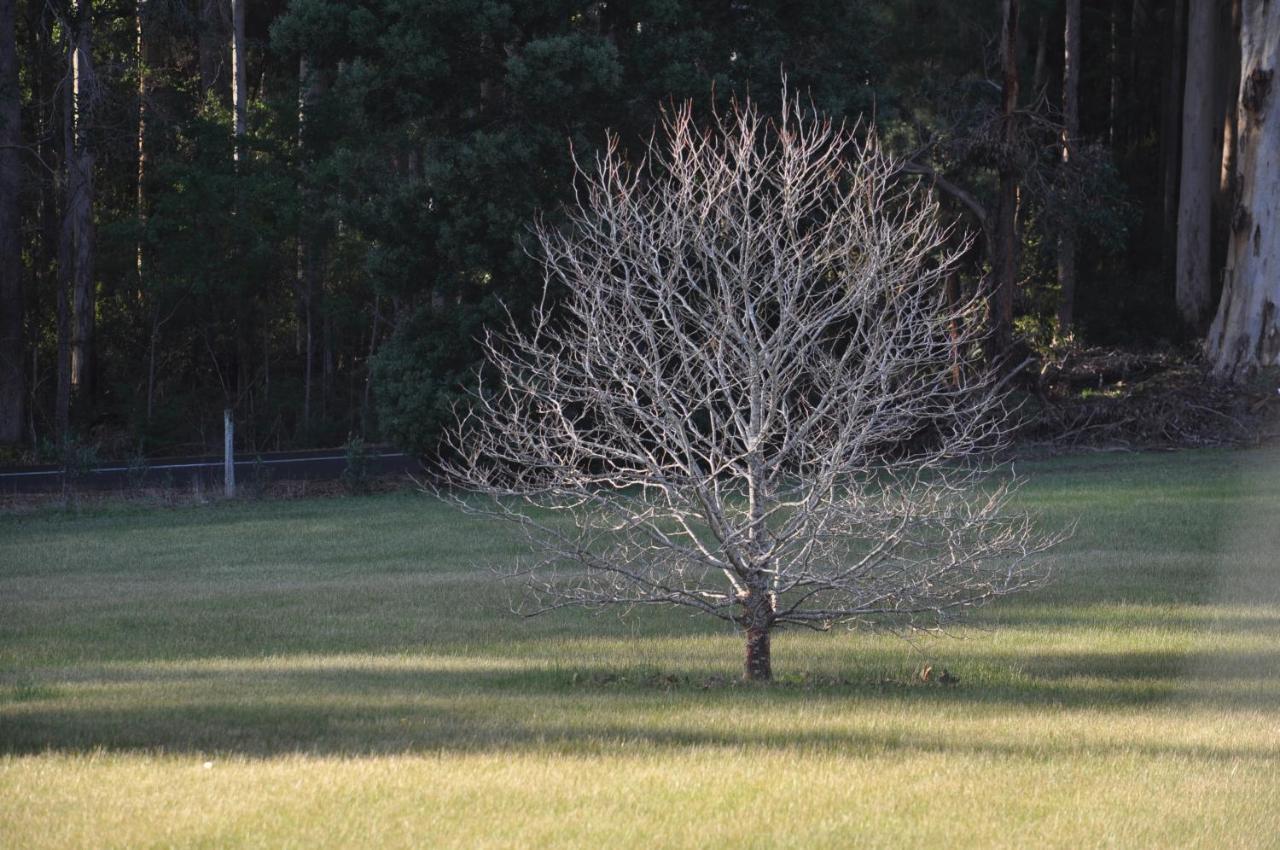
top-left (0, 0), bottom-right (1271, 461)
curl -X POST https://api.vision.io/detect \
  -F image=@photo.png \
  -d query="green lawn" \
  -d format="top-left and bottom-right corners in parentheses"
top-left (2, 448), bottom-right (1279, 848)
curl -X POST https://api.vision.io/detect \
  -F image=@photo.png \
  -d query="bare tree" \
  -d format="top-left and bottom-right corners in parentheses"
top-left (444, 94), bottom-right (1054, 682)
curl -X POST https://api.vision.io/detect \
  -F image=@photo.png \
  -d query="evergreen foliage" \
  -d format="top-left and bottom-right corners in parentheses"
top-left (0, 1), bottom-right (1204, 456)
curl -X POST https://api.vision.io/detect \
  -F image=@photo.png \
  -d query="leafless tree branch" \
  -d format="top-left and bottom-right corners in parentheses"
top-left (439, 90), bottom-right (1058, 680)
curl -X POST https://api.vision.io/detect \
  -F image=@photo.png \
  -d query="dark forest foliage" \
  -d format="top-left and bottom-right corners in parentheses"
top-left (0, 1), bottom-right (1236, 458)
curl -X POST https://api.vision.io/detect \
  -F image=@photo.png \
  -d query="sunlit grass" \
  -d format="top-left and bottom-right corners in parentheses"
top-left (2, 447), bottom-right (1279, 847)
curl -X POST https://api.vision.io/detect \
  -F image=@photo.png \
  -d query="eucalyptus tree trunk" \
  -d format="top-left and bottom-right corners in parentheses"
top-left (1057, 0), bottom-right (1081, 340)
top-left (60, 0), bottom-right (95, 416)
top-left (0, 0), bottom-right (23, 445)
top-left (1161, 0), bottom-right (1187, 279)
top-left (1175, 0), bottom-right (1216, 332)
top-left (991, 0), bottom-right (1020, 357)
top-left (135, 0), bottom-right (159, 286)
top-left (1206, 0), bottom-right (1279, 380)
top-left (297, 58), bottom-right (323, 435)
top-left (1032, 11), bottom-right (1048, 93)
top-left (1213, 0), bottom-right (1242, 263)
top-left (1107, 0), bottom-right (1119, 145)
top-left (230, 0), bottom-right (245, 161)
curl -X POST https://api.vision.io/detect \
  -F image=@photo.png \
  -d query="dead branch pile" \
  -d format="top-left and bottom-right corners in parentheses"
top-left (1018, 348), bottom-right (1280, 450)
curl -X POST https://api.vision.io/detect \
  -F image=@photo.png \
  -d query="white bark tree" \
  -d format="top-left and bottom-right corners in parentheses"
top-left (1206, 0), bottom-right (1279, 379)
top-left (230, 0), bottom-right (245, 162)
top-left (444, 95), bottom-right (1054, 681)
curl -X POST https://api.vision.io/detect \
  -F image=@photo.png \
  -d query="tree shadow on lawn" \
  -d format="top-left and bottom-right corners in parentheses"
top-left (973, 604), bottom-right (1280, 634)
top-left (3, 646), bottom-right (1278, 760)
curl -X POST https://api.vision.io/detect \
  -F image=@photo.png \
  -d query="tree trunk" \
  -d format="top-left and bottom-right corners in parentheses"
top-left (1175, 0), bottom-right (1216, 332)
top-left (1032, 10), bottom-right (1049, 94)
top-left (135, 0), bottom-right (160, 287)
top-left (297, 57), bottom-right (327, 437)
top-left (1213, 0), bottom-right (1243, 280)
top-left (0, 0), bottom-right (23, 445)
top-left (1057, 0), bottom-right (1081, 340)
top-left (1206, 0), bottom-right (1279, 380)
top-left (56, 165), bottom-right (72, 440)
top-left (1108, 0), bottom-right (1120, 145)
top-left (230, 0), bottom-right (245, 161)
top-left (991, 0), bottom-right (1020, 357)
top-left (1161, 0), bottom-right (1187, 279)
top-left (740, 586), bottom-right (775, 681)
top-left (57, 0), bottom-right (94, 430)
top-left (745, 626), bottom-right (772, 682)
top-left (70, 4), bottom-right (94, 404)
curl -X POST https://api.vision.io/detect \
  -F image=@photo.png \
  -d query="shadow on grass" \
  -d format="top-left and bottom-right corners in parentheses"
top-left (4, 697), bottom-right (1277, 763)
top-left (3, 645), bottom-right (1279, 759)
top-left (974, 605), bottom-right (1280, 633)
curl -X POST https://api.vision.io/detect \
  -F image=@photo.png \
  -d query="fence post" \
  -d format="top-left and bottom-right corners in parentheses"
top-left (224, 408), bottom-right (235, 498)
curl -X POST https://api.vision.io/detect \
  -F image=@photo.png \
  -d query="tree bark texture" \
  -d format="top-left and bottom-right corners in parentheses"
top-left (1033, 11), bottom-right (1049, 94)
top-left (1175, 0), bottom-right (1216, 332)
top-left (0, 0), bottom-right (23, 445)
top-left (1162, 0), bottom-right (1188, 278)
top-left (1108, 0), bottom-right (1119, 144)
top-left (298, 57), bottom-right (327, 435)
top-left (741, 587), bottom-right (775, 681)
top-left (1057, 0), bottom-right (1081, 339)
top-left (58, 0), bottom-right (95, 422)
top-left (231, 0), bottom-right (246, 161)
top-left (136, 0), bottom-right (160, 286)
top-left (1206, 0), bottom-right (1279, 379)
top-left (992, 0), bottom-right (1020, 357)
top-left (1213, 0), bottom-right (1243, 273)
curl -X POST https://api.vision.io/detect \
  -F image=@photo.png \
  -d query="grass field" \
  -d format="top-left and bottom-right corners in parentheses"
top-left (2, 448), bottom-right (1279, 848)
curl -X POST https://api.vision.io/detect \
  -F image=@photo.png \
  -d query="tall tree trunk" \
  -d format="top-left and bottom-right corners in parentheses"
top-left (28, 3), bottom-right (50, 446)
top-left (230, 0), bottom-right (245, 162)
top-left (991, 0), bottom-right (1020, 357)
top-left (361, 296), bottom-right (382, 433)
top-left (1175, 0), bottom-right (1216, 332)
top-left (58, 0), bottom-right (95, 426)
top-left (1057, 0), bottom-right (1081, 340)
top-left (135, 0), bottom-right (158, 287)
top-left (1206, 0), bottom-right (1279, 379)
top-left (0, 0), bottom-right (23, 445)
top-left (1213, 0), bottom-right (1243, 280)
top-left (1032, 11), bottom-right (1049, 94)
top-left (297, 57), bottom-right (326, 437)
top-left (1108, 1), bottom-right (1120, 145)
top-left (1161, 0), bottom-right (1187, 280)
top-left (56, 90), bottom-right (72, 441)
